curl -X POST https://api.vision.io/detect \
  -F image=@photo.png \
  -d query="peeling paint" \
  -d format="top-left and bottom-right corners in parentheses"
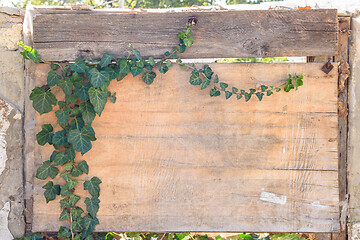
top-left (0, 202), bottom-right (13, 240)
top-left (260, 192), bottom-right (287, 205)
top-left (0, 97), bottom-right (13, 176)
top-left (351, 222), bottom-right (360, 240)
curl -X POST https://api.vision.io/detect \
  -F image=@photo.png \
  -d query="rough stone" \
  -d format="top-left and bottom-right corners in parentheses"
top-left (0, 202), bottom-right (13, 240)
top-left (348, 16), bottom-right (360, 239)
top-left (0, 23), bottom-right (23, 50)
top-left (0, 50), bottom-right (24, 112)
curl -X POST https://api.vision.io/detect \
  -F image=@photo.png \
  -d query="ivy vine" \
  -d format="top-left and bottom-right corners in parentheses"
top-left (19, 18), bottom-right (303, 240)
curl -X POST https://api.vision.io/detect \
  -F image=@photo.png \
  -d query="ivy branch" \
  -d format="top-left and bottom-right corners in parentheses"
top-left (19, 18), bottom-right (303, 240)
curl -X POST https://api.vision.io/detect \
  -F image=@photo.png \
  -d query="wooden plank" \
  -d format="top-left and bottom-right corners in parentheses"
top-left (30, 62), bottom-right (339, 232)
top-left (31, 9), bottom-right (338, 62)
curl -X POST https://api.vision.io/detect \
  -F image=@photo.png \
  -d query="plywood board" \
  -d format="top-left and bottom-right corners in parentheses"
top-left (31, 9), bottom-right (338, 61)
top-left (30, 62), bottom-right (339, 232)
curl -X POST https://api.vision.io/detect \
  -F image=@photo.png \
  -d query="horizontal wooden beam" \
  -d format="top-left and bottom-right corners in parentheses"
top-left (31, 8), bottom-right (338, 61)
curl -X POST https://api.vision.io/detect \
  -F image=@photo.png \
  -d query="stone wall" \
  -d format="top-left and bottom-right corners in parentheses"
top-left (0, 6), bottom-right (25, 239)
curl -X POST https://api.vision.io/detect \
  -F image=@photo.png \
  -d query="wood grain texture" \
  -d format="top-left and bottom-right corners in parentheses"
top-left (31, 9), bottom-right (338, 62)
top-left (31, 63), bottom-right (339, 232)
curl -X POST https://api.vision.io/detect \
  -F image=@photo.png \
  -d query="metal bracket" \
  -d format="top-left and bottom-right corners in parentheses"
top-left (321, 58), bottom-right (334, 74)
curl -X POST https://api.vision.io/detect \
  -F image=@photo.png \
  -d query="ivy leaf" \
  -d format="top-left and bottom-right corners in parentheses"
top-left (55, 110), bottom-right (70, 129)
top-left (90, 68), bottom-right (110, 88)
top-left (255, 92), bottom-right (264, 101)
top-left (73, 82), bottom-right (90, 102)
top-left (82, 215), bottom-right (99, 238)
top-left (29, 87), bottom-right (57, 115)
top-left (213, 75), bottom-right (219, 83)
top-left (210, 87), bottom-right (220, 97)
top-left (184, 37), bottom-right (194, 47)
top-left (148, 57), bottom-right (155, 66)
top-left (63, 162), bottom-right (73, 171)
top-left (189, 72), bottom-right (202, 85)
top-left (47, 70), bottom-right (61, 86)
top-left (42, 181), bottom-right (60, 203)
top-left (84, 177), bottom-right (102, 197)
top-left (57, 78), bottom-right (73, 96)
top-left (59, 208), bottom-right (70, 221)
top-left (36, 124), bottom-right (54, 146)
top-left (159, 65), bottom-right (169, 74)
top-left (70, 58), bottom-right (86, 73)
top-left (110, 92), bottom-right (116, 103)
top-left (58, 226), bottom-right (71, 238)
top-left (130, 66), bottom-right (143, 77)
top-left (54, 151), bottom-right (70, 166)
top-left (142, 71), bottom-right (156, 85)
top-left (60, 171), bottom-right (71, 182)
top-left (117, 72), bottom-right (127, 81)
top-left (60, 184), bottom-right (72, 197)
top-left (60, 198), bottom-right (69, 210)
top-left (232, 87), bottom-right (238, 93)
top-left (203, 65), bottom-right (213, 79)
top-left (68, 129), bottom-right (92, 155)
top-left (71, 72), bottom-right (83, 85)
top-left (201, 79), bottom-right (210, 90)
top-left (244, 92), bottom-right (252, 102)
top-left (79, 102), bottom-right (96, 126)
top-left (85, 196), bottom-right (100, 218)
top-left (261, 85), bottom-right (268, 92)
top-left (276, 88), bottom-right (281, 92)
top-left (65, 145), bottom-right (76, 161)
top-left (89, 87), bottom-right (108, 116)
top-left (236, 93), bottom-right (242, 100)
top-left (130, 44), bottom-right (141, 59)
top-left (78, 160), bottom-right (89, 174)
top-left (71, 168), bottom-right (83, 177)
top-left (100, 53), bottom-right (115, 68)
top-left (164, 51), bottom-right (170, 58)
top-left (35, 160), bottom-right (59, 180)
top-left (177, 44), bottom-right (186, 53)
top-left (118, 59), bottom-right (131, 74)
top-left (267, 90), bottom-right (273, 96)
top-left (52, 130), bottom-right (68, 147)
top-left (72, 218), bottom-right (84, 231)
top-left (225, 91), bottom-right (232, 99)
top-left (294, 75), bottom-right (304, 90)
top-left (70, 194), bottom-right (81, 207)
top-left (166, 60), bottom-right (173, 67)
top-left (220, 82), bottom-right (228, 91)
top-left (81, 125), bottom-right (96, 141)
top-left (176, 31), bottom-right (187, 40)
top-left (70, 116), bottom-right (85, 130)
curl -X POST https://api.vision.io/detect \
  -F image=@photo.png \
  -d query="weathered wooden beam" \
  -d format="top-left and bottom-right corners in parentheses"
top-left (31, 8), bottom-right (338, 62)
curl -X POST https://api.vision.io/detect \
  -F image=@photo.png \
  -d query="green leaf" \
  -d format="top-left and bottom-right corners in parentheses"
top-left (184, 37), bottom-right (194, 47)
top-left (56, 110), bottom-right (70, 130)
top-left (30, 87), bottom-right (57, 115)
top-left (89, 87), bottom-right (108, 116)
top-left (79, 102), bottom-right (96, 126)
top-left (63, 162), bottom-right (73, 171)
top-left (176, 233), bottom-right (189, 240)
top-left (177, 44), bottom-right (186, 53)
top-left (59, 208), bottom-right (70, 221)
top-left (236, 93), bottom-right (242, 100)
top-left (36, 124), bottom-right (54, 146)
top-left (47, 70), bottom-right (61, 86)
top-left (58, 226), bottom-right (71, 238)
top-left (118, 59), bottom-right (131, 74)
top-left (294, 75), bottom-right (304, 90)
top-left (130, 66), bottom-right (143, 77)
top-left (90, 68), bottom-right (110, 88)
top-left (276, 88), bottom-right (281, 92)
top-left (284, 82), bottom-right (294, 92)
top-left (35, 160), bottom-right (59, 180)
top-left (100, 53), bottom-right (115, 68)
top-left (225, 91), bottom-right (232, 99)
top-left (78, 160), bottom-right (89, 174)
top-left (159, 65), bottom-right (169, 74)
top-left (70, 194), bottom-right (81, 207)
top-left (70, 116), bottom-right (85, 130)
top-left (130, 44), bottom-right (141, 59)
top-left (82, 215), bottom-right (99, 238)
top-left (220, 82), bottom-right (228, 91)
top-left (201, 79), bottom-right (210, 90)
top-left (71, 167), bottom-right (83, 177)
top-left (166, 60), bottom-right (173, 67)
top-left (70, 58), bottom-right (86, 73)
top-left (142, 71), bottom-right (156, 85)
top-left (42, 181), bottom-right (60, 203)
top-left (110, 92), bottom-right (116, 103)
top-left (203, 65), bottom-right (213, 79)
top-left (210, 87), bottom-right (220, 97)
top-left (84, 177), bottom-right (102, 197)
top-left (71, 72), bottom-right (83, 85)
top-left (57, 78), bottom-right (73, 96)
top-left (54, 151), bottom-right (70, 166)
top-left (176, 31), bottom-right (187, 40)
top-left (68, 129), bottom-right (92, 155)
top-left (244, 92), bottom-right (252, 102)
top-left (232, 87), bottom-right (238, 93)
top-left (74, 82), bottom-right (91, 102)
top-left (52, 130), bottom-right (68, 147)
top-left (148, 57), bottom-right (155, 66)
top-left (50, 63), bottom-right (58, 71)
top-left (65, 145), bottom-right (76, 161)
top-left (60, 184), bottom-right (72, 197)
top-left (72, 218), bottom-right (84, 231)
top-left (255, 92), bottom-right (264, 101)
top-left (214, 75), bottom-right (219, 83)
top-left (60, 171), bottom-right (71, 182)
top-left (189, 72), bottom-right (202, 85)
top-left (85, 196), bottom-right (100, 218)
top-left (267, 90), bottom-right (273, 96)
top-left (60, 198), bottom-right (69, 210)
top-left (260, 85), bottom-right (268, 92)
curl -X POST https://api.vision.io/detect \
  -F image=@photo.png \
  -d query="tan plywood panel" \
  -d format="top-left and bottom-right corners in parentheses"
top-left (30, 63), bottom-right (339, 232)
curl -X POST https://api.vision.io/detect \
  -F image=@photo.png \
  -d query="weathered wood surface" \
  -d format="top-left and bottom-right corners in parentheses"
top-left (31, 9), bottom-right (338, 62)
top-left (30, 62), bottom-right (339, 232)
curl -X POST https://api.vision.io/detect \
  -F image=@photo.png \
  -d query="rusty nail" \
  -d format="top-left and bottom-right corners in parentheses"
top-left (321, 58), bottom-right (334, 74)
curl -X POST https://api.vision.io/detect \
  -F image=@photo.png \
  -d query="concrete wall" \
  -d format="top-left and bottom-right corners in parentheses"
top-left (0, 6), bottom-right (25, 239)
